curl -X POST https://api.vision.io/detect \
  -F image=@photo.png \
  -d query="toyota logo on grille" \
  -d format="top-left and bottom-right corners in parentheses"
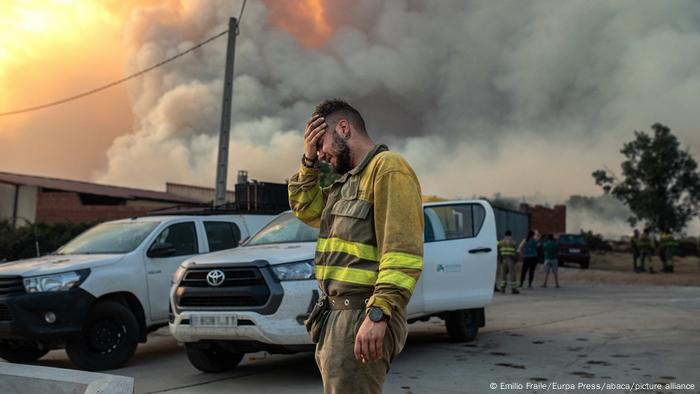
top-left (206, 270), bottom-right (226, 286)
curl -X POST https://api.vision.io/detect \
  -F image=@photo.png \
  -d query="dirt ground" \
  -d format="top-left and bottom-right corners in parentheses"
top-left (553, 252), bottom-right (700, 287)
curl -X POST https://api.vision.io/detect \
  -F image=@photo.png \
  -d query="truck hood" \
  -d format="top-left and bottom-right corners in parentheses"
top-left (0, 254), bottom-right (126, 277)
top-left (184, 242), bottom-right (316, 268)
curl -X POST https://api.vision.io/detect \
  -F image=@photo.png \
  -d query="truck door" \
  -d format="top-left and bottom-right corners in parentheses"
top-left (421, 202), bottom-right (497, 312)
top-left (145, 221), bottom-right (199, 321)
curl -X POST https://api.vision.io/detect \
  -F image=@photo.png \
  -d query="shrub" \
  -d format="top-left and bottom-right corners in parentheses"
top-left (0, 221), bottom-right (93, 262)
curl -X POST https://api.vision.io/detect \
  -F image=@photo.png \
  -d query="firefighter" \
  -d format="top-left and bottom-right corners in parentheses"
top-left (659, 231), bottom-right (676, 273)
top-left (631, 229), bottom-right (641, 272)
top-left (288, 100), bottom-right (423, 394)
top-left (639, 228), bottom-right (655, 274)
top-left (498, 230), bottom-right (519, 294)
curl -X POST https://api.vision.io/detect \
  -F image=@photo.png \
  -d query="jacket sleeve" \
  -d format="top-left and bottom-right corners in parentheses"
top-left (288, 165), bottom-right (326, 228)
top-left (366, 167), bottom-right (424, 319)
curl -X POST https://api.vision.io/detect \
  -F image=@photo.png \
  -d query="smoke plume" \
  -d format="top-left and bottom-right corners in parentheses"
top-left (91, 0), bottom-right (700, 234)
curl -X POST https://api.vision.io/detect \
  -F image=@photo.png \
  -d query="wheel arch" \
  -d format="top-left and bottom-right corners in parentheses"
top-left (95, 292), bottom-right (148, 342)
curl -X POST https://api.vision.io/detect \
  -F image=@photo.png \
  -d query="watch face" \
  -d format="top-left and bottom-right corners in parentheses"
top-left (369, 307), bottom-right (384, 322)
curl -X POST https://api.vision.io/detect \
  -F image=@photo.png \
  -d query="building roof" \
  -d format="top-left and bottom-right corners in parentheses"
top-left (0, 171), bottom-right (199, 204)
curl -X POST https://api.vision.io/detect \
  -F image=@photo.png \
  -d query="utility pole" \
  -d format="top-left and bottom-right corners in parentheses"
top-left (214, 17), bottom-right (239, 208)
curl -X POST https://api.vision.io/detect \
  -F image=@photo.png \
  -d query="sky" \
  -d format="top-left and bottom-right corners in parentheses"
top-left (1, 0), bottom-right (699, 236)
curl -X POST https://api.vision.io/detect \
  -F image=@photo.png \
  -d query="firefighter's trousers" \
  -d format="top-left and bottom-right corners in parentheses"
top-left (315, 308), bottom-right (407, 394)
top-left (498, 256), bottom-right (517, 289)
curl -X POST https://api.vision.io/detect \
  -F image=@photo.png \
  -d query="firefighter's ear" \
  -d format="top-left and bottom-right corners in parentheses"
top-left (337, 119), bottom-right (351, 139)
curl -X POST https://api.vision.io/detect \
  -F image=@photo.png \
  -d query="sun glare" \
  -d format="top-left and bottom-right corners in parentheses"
top-left (1, 0), bottom-right (134, 74)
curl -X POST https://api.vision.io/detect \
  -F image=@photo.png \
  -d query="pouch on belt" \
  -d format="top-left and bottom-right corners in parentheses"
top-left (304, 294), bottom-right (329, 344)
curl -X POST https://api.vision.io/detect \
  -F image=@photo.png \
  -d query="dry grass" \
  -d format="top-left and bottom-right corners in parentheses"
top-left (555, 252), bottom-right (700, 286)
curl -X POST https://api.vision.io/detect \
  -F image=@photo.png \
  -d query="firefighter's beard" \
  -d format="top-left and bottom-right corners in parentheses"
top-left (330, 132), bottom-right (352, 175)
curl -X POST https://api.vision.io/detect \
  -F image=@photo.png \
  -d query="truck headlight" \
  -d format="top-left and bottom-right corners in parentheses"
top-left (172, 265), bottom-right (187, 285)
top-left (24, 269), bottom-right (90, 293)
top-left (271, 260), bottom-right (315, 281)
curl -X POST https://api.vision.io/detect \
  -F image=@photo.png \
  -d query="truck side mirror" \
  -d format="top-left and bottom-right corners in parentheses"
top-left (148, 242), bottom-right (177, 258)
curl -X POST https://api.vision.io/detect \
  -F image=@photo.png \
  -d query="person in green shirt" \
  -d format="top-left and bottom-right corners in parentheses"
top-left (541, 234), bottom-right (560, 288)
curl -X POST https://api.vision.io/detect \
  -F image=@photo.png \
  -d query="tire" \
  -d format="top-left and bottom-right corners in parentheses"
top-left (0, 341), bottom-right (49, 363)
top-left (580, 259), bottom-right (590, 269)
top-left (185, 342), bottom-right (244, 373)
top-left (66, 301), bottom-right (139, 371)
top-left (445, 310), bottom-right (479, 342)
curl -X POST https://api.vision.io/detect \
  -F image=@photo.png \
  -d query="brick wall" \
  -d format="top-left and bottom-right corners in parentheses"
top-left (35, 192), bottom-right (164, 224)
top-left (520, 203), bottom-right (566, 235)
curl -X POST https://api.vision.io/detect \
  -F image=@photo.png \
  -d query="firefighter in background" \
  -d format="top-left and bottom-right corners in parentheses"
top-left (639, 228), bottom-right (656, 274)
top-left (498, 230), bottom-right (519, 294)
top-left (658, 230), bottom-right (676, 273)
top-left (631, 229), bottom-right (641, 272)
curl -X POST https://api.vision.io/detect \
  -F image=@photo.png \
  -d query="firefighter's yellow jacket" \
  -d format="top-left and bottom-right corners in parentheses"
top-left (288, 144), bottom-right (423, 318)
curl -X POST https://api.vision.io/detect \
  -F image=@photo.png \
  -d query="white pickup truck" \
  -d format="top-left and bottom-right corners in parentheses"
top-left (0, 211), bottom-right (274, 370)
top-left (170, 201), bottom-right (497, 372)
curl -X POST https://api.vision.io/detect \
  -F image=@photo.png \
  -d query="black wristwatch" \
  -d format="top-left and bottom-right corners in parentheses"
top-left (368, 307), bottom-right (388, 323)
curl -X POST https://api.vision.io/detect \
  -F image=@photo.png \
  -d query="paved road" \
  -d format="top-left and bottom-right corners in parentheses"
top-left (16, 284), bottom-right (700, 393)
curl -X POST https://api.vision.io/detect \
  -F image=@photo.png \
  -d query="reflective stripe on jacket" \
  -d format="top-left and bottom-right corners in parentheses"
top-left (288, 144), bottom-right (424, 318)
top-left (660, 233), bottom-right (676, 248)
top-left (498, 238), bottom-right (517, 257)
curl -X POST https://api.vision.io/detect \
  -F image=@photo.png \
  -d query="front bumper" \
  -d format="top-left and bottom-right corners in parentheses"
top-left (170, 280), bottom-right (315, 346)
top-left (0, 288), bottom-right (95, 345)
top-left (558, 253), bottom-right (591, 264)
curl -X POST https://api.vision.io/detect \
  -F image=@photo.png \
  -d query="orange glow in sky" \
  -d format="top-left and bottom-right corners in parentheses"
top-left (263, 0), bottom-right (336, 48)
top-left (0, 0), bottom-right (132, 116)
top-left (0, 0), bottom-right (138, 180)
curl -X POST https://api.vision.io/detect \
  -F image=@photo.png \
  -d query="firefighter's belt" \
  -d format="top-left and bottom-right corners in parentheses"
top-left (327, 295), bottom-right (371, 310)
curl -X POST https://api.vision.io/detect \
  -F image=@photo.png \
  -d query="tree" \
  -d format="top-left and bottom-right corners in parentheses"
top-left (592, 123), bottom-right (700, 232)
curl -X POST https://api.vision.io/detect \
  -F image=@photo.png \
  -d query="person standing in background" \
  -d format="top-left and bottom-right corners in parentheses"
top-left (631, 229), bottom-right (641, 272)
top-left (658, 230), bottom-right (676, 273)
top-left (518, 230), bottom-right (539, 288)
top-left (639, 228), bottom-right (655, 274)
top-left (541, 234), bottom-right (560, 288)
top-left (497, 230), bottom-right (519, 294)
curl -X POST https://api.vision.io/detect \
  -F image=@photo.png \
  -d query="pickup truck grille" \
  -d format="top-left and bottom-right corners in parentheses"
top-left (0, 276), bottom-right (25, 296)
top-left (182, 268), bottom-right (264, 287)
top-left (176, 266), bottom-right (275, 311)
top-left (0, 304), bottom-right (11, 321)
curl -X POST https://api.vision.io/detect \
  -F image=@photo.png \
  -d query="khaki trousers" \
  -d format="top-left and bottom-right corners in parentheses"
top-left (498, 256), bottom-right (517, 289)
top-left (315, 308), bottom-right (407, 394)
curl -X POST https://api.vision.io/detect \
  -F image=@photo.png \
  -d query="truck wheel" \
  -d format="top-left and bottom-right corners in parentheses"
top-left (445, 309), bottom-right (479, 342)
top-left (185, 342), bottom-right (244, 373)
top-left (66, 301), bottom-right (139, 371)
top-left (0, 341), bottom-right (49, 363)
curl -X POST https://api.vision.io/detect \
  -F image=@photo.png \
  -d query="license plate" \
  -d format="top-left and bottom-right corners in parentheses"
top-left (569, 248), bottom-right (580, 253)
top-left (191, 315), bottom-right (237, 327)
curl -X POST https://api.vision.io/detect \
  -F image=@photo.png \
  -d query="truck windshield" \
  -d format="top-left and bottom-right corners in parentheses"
top-left (559, 234), bottom-right (586, 245)
top-left (56, 221), bottom-right (160, 255)
top-left (246, 212), bottom-right (319, 246)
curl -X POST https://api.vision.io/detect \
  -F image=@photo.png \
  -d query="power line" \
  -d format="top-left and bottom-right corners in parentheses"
top-left (0, 29), bottom-right (229, 117)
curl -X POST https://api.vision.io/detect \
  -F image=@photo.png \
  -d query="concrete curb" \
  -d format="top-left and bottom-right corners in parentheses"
top-left (0, 363), bottom-right (134, 394)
